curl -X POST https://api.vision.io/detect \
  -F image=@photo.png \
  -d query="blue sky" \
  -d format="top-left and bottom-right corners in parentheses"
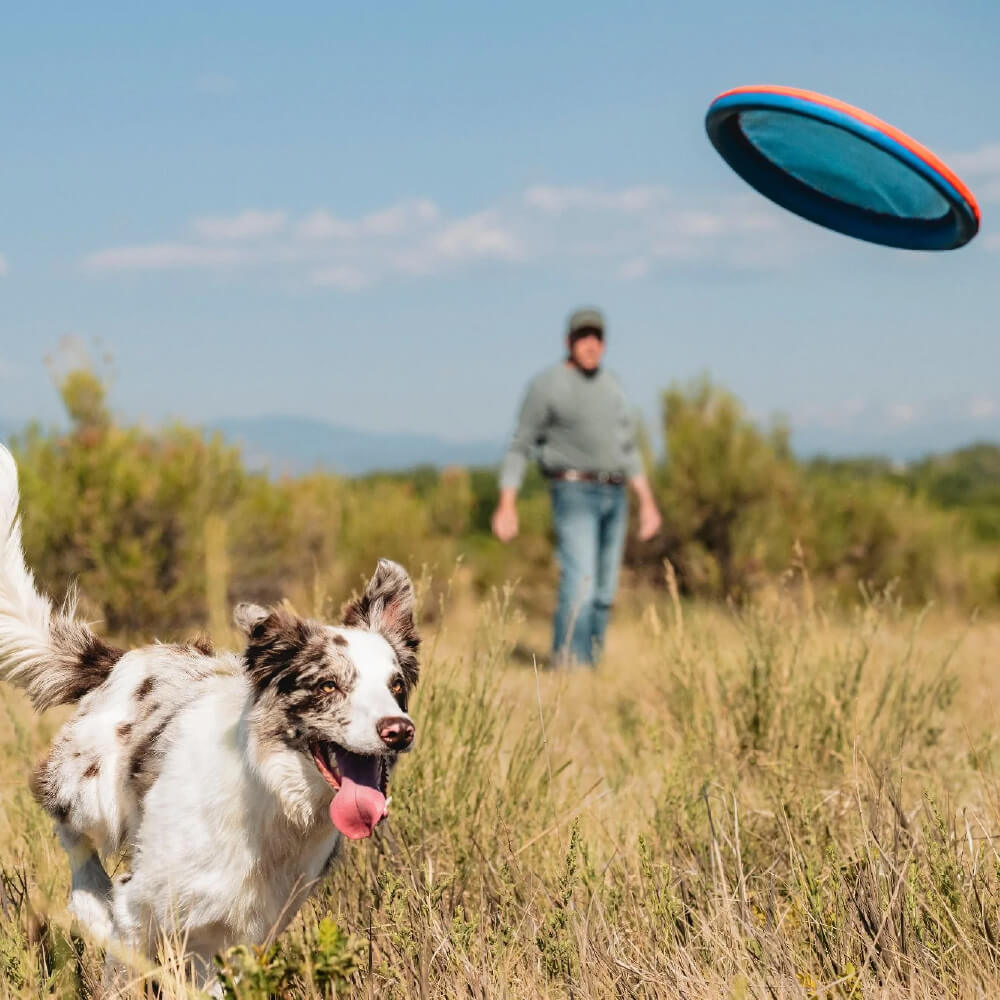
top-left (2, 1), bottom-right (999, 454)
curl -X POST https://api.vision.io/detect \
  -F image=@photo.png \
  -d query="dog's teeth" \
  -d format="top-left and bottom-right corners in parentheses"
top-left (383, 796), bottom-right (392, 816)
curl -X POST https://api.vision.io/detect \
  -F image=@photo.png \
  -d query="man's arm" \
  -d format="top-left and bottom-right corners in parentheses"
top-left (491, 486), bottom-right (520, 542)
top-left (492, 376), bottom-right (549, 542)
top-left (628, 474), bottom-right (662, 542)
top-left (620, 391), bottom-right (662, 542)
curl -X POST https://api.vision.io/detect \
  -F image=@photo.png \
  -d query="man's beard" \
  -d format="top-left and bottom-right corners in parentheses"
top-left (568, 356), bottom-right (601, 378)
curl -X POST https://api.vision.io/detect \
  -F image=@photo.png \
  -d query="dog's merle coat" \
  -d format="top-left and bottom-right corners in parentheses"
top-left (0, 445), bottom-right (420, 982)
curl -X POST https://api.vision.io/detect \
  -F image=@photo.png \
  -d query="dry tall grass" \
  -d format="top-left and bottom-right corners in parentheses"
top-left (3, 578), bottom-right (1000, 998)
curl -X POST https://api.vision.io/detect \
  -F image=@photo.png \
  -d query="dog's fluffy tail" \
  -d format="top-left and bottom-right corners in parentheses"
top-left (0, 445), bottom-right (122, 711)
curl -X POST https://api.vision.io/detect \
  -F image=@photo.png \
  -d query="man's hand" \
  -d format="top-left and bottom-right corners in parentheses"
top-left (629, 475), bottom-right (662, 542)
top-left (491, 489), bottom-right (519, 542)
top-left (637, 500), bottom-right (662, 542)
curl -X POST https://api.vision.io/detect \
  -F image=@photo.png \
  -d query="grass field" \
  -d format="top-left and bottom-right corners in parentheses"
top-left (3, 576), bottom-right (1000, 998)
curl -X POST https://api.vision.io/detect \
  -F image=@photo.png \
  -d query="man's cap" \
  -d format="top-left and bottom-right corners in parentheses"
top-left (566, 307), bottom-right (605, 341)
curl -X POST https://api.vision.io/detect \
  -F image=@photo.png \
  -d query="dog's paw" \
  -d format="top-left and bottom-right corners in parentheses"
top-left (204, 975), bottom-right (226, 1000)
top-left (69, 887), bottom-right (115, 942)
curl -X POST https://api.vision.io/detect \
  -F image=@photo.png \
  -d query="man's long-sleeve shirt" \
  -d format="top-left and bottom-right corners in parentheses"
top-left (499, 363), bottom-right (644, 490)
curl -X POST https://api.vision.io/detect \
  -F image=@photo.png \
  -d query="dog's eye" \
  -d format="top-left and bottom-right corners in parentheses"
top-left (389, 678), bottom-right (405, 698)
top-left (318, 681), bottom-right (339, 695)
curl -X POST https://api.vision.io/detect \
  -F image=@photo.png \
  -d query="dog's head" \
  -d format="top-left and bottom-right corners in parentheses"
top-left (236, 559), bottom-right (420, 840)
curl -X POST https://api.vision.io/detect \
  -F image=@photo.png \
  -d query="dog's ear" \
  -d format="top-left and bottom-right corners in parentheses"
top-left (234, 603), bottom-right (271, 638)
top-left (236, 603), bottom-right (318, 695)
top-left (342, 559), bottom-right (420, 687)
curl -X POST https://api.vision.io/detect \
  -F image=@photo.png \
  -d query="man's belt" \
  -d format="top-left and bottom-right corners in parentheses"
top-left (547, 469), bottom-right (627, 485)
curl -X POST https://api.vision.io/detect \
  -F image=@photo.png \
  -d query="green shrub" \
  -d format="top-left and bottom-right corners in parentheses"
top-left (7, 364), bottom-right (999, 642)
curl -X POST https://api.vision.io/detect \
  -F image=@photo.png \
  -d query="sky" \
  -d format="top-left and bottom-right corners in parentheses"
top-left (1, 1), bottom-right (999, 455)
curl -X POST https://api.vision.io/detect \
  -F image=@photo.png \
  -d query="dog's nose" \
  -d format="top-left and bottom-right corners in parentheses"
top-left (377, 716), bottom-right (415, 750)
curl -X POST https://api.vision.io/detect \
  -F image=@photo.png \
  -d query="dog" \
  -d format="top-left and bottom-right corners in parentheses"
top-left (0, 443), bottom-right (420, 982)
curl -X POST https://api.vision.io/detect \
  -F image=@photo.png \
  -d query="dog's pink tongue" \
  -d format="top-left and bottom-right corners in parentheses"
top-left (328, 750), bottom-right (386, 840)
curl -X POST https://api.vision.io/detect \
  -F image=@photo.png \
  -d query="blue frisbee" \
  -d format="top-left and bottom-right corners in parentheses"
top-left (705, 85), bottom-right (980, 250)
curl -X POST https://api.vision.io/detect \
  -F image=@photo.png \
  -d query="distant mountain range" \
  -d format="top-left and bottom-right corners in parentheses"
top-left (209, 413), bottom-right (1000, 473)
top-left (205, 415), bottom-right (504, 476)
top-left (3, 412), bottom-right (998, 475)
top-left (790, 417), bottom-right (1000, 465)
top-left (0, 414), bottom-right (504, 475)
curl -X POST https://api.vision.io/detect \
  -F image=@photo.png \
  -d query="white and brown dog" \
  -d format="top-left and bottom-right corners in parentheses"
top-left (0, 444), bottom-right (420, 980)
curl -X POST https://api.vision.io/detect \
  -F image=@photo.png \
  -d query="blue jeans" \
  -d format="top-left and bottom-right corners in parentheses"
top-left (550, 481), bottom-right (628, 666)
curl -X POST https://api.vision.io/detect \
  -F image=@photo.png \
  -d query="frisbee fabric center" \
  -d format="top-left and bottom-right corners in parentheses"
top-left (739, 110), bottom-right (951, 220)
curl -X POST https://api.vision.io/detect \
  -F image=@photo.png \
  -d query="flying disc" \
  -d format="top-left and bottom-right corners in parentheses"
top-left (705, 85), bottom-right (980, 250)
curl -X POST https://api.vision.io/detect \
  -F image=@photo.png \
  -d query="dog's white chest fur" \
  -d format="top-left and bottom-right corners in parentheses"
top-left (110, 672), bottom-right (340, 952)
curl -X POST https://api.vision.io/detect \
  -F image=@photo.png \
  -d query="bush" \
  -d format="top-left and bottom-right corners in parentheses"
top-left (631, 377), bottom-right (804, 599)
top-left (6, 365), bottom-right (998, 642)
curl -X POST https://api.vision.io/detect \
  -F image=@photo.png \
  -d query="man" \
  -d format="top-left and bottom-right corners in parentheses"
top-left (492, 308), bottom-right (662, 666)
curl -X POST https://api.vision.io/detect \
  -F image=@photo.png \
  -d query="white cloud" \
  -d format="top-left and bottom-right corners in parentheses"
top-left (947, 142), bottom-right (1000, 207)
top-left (296, 210), bottom-right (356, 241)
top-left (296, 200), bottom-right (439, 242)
top-left (521, 183), bottom-right (792, 271)
top-left (194, 211), bottom-right (287, 241)
top-left (948, 143), bottom-right (1000, 176)
top-left (389, 211), bottom-right (521, 277)
top-left (428, 211), bottom-right (520, 260)
top-left (673, 211), bottom-right (726, 237)
top-left (791, 394), bottom-right (1000, 442)
top-left (524, 184), bottom-right (669, 215)
top-left (794, 398), bottom-right (869, 430)
top-left (82, 243), bottom-right (244, 273)
top-left (361, 199), bottom-right (438, 236)
top-left (619, 256), bottom-right (649, 280)
top-left (81, 181), bottom-right (803, 288)
top-left (969, 396), bottom-right (997, 419)
top-left (886, 403), bottom-right (918, 427)
top-left (0, 254), bottom-right (7, 277)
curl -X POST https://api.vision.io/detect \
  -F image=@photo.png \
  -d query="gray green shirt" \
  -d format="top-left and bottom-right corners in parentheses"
top-left (499, 363), bottom-right (644, 490)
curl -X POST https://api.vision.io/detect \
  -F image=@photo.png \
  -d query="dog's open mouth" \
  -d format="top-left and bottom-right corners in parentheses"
top-left (310, 741), bottom-right (389, 840)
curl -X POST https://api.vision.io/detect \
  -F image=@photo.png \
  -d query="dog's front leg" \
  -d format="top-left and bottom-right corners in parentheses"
top-left (56, 823), bottom-right (114, 942)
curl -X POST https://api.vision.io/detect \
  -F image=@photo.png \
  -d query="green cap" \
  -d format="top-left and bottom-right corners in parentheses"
top-left (566, 307), bottom-right (605, 340)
